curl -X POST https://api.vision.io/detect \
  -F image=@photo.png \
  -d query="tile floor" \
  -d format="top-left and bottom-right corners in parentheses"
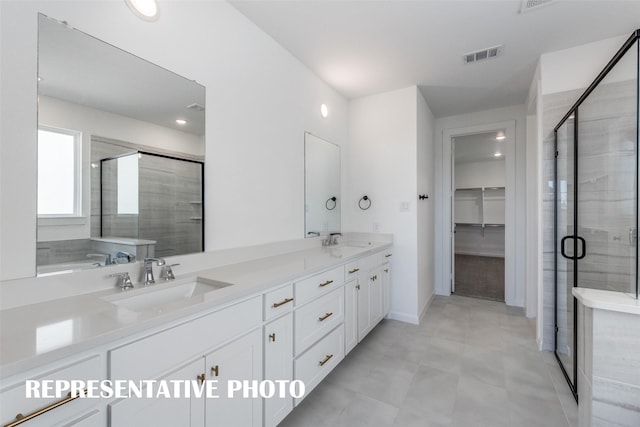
top-left (280, 295), bottom-right (578, 427)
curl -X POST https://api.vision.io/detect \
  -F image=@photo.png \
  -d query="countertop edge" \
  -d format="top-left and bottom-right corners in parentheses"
top-left (572, 288), bottom-right (640, 315)
top-left (0, 242), bottom-right (392, 380)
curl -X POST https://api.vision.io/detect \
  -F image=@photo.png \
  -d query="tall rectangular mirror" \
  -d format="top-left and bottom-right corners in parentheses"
top-left (37, 14), bottom-right (205, 275)
top-left (304, 133), bottom-right (340, 237)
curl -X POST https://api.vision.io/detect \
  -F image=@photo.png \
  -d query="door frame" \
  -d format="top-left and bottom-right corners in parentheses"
top-left (438, 120), bottom-right (517, 305)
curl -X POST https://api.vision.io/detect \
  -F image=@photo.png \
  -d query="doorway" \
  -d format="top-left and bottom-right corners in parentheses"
top-left (452, 131), bottom-right (506, 301)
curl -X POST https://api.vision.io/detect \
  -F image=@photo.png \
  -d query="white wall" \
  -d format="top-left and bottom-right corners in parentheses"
top-left (434, 105), bottom-right (527, 307)
top-left (346, 86), bottom-right (434, 323)
top-left (455, 160), bottom-right (505, 189)
top-left (0, 1), bottom-right (348, 280)
top-left (541, 35), bottom-right (628, 95)
top-left (416, 90), bottom-right (435, 320)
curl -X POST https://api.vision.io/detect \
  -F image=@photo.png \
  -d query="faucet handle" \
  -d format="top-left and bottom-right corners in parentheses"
top-left (160, 264), bottom-right (180, 281)
top-left (109, 272), bottom-right (134, 290)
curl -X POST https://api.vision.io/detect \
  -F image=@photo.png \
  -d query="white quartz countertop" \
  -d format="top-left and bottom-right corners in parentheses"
top-left (573, 287), bottom-right (640, 315)
top-left (0, 241), bottom-right (391, 379)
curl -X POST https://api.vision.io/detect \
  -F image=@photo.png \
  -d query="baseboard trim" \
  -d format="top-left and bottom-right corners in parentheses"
top-left (418, 293), bottom-right (435, 323)
top-left (387, 311), bottom-right (419, 325)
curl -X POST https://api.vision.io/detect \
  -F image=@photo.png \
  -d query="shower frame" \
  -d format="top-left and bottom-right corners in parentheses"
top-left (553, 29), bottom-right (640, 402)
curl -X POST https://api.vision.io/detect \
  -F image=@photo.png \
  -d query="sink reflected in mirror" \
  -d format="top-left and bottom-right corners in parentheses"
top-left (102, 279), bottom-right (232, 312)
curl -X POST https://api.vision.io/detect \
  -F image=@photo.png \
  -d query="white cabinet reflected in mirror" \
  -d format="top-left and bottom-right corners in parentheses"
top-left (304, 133), bottom-right (340, 238)
top-left (36, 14), bottom-right (205, 275)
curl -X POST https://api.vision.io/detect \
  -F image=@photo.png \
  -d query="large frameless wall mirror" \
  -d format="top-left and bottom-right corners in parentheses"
top-left (304, 133), bottom-right (340, 238)
top-left (37, 14), bottom-right (205, 275)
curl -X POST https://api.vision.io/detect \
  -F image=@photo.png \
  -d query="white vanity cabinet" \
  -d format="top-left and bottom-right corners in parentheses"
top-left (345, 251), bottom-right (393, 346)
top-left (204, 329), bottom-right (262, 427)
top-left (109, 358), bottom-right (205, 427)
top-left (263, 313), bottom-right (293, 427)
top-left (0, 354), bottom-right (105, 427)
top-left (108, 296), bottom-right (262, 427)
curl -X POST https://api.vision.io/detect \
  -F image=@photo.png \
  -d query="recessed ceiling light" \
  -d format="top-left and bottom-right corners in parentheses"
top-left (496, 131), bottom-right (506, 140)
top-left (320, 104), bottom-right (328, 118)
top-left (176, 119), bottom-right (187, 125)
top-left (494, 152), bottom-right (503, 157)
top-left (125, 0), bottom-right (159, 21)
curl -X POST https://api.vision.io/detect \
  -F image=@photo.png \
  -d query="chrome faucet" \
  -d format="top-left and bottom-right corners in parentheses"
top-left (115, 251), bottom-right (135, 263)
top-left (87, 253), bottom-right (111, 265)
top-left (323, 232), bottom-right (342, 246)
top-left (110, 272), bottom-right (134, 290)
top-left (143, 257), bottom-right (165, 286)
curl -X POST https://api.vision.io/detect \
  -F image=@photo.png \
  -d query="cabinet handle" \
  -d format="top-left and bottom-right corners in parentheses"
top-left (197, 373), bottom-right (206, 384)
top-left (269, 333), bottom-right (276, 342)
top-left (348, 268), bottom-right (360, 274)
top-left (318, 312), bottom-right (333, 322)
top-left (4, 389), bottom-right (88, 427)
top-left (319, 354), bottom-right (333, 367)
top-left (211, 365), bottom-right (219, 377)
top-left (384, 269), bottom-right (389, 273)
top-left (371, 275), bottom-right (377, 281)
top-left (319, 280), bottom-right (334, 287)
top-left (385, 254), bottom-right (392, 258)
top-left (272, 297), bottom-right (294, 308)
top-left (356, 284), bottom-right (360, 290)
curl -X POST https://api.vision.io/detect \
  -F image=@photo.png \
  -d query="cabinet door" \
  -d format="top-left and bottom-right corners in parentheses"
top-left (109, 358), bottom-right (205, 427)
top-left (264, 314), bottom-right (293, 427)
top-left (382, 263), bottom-right (391, 317)
top-left (205, 329), bottom-right (262, 427)
top-left (370, 268), bottom-right (384, 326)
top-left (344, 279), bottom-right (359, 355)
top-left (357, 274), bottom-right (371, 342)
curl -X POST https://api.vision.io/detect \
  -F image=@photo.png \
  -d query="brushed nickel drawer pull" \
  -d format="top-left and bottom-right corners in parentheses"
top-left (211, 365), bottom-right (219, 377)
top-left (318, 312), bottom-right (333, 321)
top-left (319, 354), bottom-right (333, 367)
top-left (356, 284), bottom-right (360, 290)
top-left (197, 373), bottom-right (206, 384)
top-left (385, 254), bottom-right (392, 258)
top-left (5, 389), bottom-right (87, 427)
top-left (272, 297), bottom-right (294, 308)
top-left (348, 268), bottom-right (360, 274)
top-left (384, 269), bottom-right (389, 273)
top-left (319, 280), bottom-right (334, 287)
top-left (269, 333), bottom-right (276, 342)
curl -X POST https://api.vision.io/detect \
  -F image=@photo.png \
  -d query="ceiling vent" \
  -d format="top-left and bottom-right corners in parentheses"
top-left (463, 45), bottom-right (504, 64)
top-left (521, 0), bottom-right (554, 13)
top-left (186, 103), bottom-right (205, 112)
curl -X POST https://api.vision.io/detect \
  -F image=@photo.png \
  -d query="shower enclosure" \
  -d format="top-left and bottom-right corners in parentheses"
top-left (554, 30), bottom-right (639, 400)
top-left (101, 151), bottom-right (204, 257)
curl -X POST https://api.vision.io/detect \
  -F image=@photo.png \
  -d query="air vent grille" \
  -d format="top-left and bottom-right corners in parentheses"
top-left (521, 0), bottom-right (554, 13)
top-left (186, 103), bottom-right (205, 112)
top-left (463, 45), bottom-right (504, 64)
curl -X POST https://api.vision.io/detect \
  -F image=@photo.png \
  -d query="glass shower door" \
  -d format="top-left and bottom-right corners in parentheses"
top-left (555, 117), bottom-right (577, 396)
top-left (576, 43), bottom-right (638, 295)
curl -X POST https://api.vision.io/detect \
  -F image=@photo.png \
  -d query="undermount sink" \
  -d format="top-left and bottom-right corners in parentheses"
top-left (102, 278), bottom-right (232, 312)
top-left (327, 244), bottom-right (372, 257)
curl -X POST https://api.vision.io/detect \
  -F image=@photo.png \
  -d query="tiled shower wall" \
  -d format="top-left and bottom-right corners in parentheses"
top-left (93, 138), bottom-right (203, 258)
top-left (541, 79), bottom-right (638, 351)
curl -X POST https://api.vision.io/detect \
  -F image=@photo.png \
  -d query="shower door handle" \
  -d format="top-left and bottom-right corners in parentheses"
top-left (561, 236), bottom-right (573, 260)
top-left (630, 228), bottom-right (638, 247)
top-left (576, 236), bottom-right (586, 260)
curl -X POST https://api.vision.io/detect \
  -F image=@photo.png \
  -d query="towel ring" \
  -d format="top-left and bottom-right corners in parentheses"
top-left (358, 195), bottom-right (371, 210)
top-left (325, 197), bottom-right (337, 210)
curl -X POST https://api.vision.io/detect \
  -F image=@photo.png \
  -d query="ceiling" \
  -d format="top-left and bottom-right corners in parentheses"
top-left (230, 0), bottom-right (640, 118)
top-left (454, 131), bottom-right (507, 164)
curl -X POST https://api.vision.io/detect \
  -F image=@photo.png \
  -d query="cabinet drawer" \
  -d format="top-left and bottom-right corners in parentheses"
top-left (294, 326), bottom-right (344, 405)
top-left (344, 261), bottom-right (360, 281)
top-left (295, 266), bottom-right (343, 306)
top-left (263, 283), bottom-right (294, 321)
top-left (109, 296), bottom-right (261, 382)
top-left (0, 355), bottom-right (102, 427)
top-left (294, 287), bottom-right (344, 356)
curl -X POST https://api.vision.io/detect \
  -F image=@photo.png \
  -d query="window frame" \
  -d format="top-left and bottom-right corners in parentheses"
top-left (37, 124), bottom-right (83, 219)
